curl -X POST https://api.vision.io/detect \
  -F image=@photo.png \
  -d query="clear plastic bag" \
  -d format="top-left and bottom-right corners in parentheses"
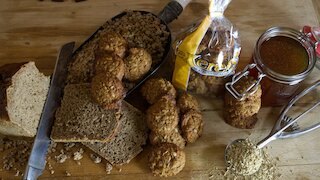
top-left (172, 0), bottom-right (241, 95)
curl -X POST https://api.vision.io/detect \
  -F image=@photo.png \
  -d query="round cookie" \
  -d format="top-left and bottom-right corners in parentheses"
top-left (124, 48), bottom-right (152, 82)
top-left (141, 78), bottom-right (176, 104)
top-left (148, 143), bottom-right (186, 177)
top-left (181, 110), bottom-right (203, 143)
top-left (146, 96), bottom-right (179, 135)
top-left (97, 31), bottom-right (127, 58)
top-left (224, 76), bottom-right (262, 129)
top-left (149, 128), bottom-right (186, 149)
top-left (94, 53), bottom-right (125, 80)
top-left (187, 71), bottom-right (208, 94)
top-left (201, 75), bottom-right (229, 95)
top-left (91, 73), bottom-right (125, 109)
top-left (177, 92), bottom-right (200, 114)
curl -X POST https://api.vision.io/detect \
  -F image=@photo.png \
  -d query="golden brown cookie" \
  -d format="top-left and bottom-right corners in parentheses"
top-left (196, 31), bottom-right (211, 54)
top-left (91, 74), bottom-right (125, 109)
top-left (124, 48), bottom-right (152, 82)
top-left (148, 143), bottom-right (186, 177)
top-left (94, 53), bottom-right (125, 80)
top-left (146, 96), bottom-right (179, 135)
top-left (224, 76), bottom-right (262, 129)
top-left (141, 78), bottom-right (176, 104)
top-left (177, 93), bottom-right (200, 114)
top-left (201, 75), bottom-right (229, 95)
top-left (149, 128), bottom-right (186, 149)
top-left (187, 71), bottom-right (208, 94)
top-left (97, 31), bottom-right (127, 58)
top-left (181, 110), bottom-right (203, 143)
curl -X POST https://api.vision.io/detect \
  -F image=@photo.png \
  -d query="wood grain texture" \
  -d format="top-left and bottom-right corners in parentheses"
top-left (0, 0), bottom-right (320, 179)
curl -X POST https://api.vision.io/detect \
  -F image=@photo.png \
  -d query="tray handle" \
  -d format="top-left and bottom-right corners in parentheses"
top-left (158, 0), bottom-right (192, 24)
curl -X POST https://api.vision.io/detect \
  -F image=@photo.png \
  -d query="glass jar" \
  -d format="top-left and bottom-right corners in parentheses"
top-left (226, 27), bottom-right (318, 106)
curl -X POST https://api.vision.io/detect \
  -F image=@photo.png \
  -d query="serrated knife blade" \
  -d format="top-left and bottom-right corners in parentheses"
top-left (24, 42), bottom-right (75, 180)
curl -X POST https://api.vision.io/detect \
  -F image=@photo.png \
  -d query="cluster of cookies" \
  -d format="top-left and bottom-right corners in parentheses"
top-left (224, 76), bottom-right (262, 129)
top-left (90, 31), bottom-right (152, 109)
top-left (141, 78), bottom-right (203, 177)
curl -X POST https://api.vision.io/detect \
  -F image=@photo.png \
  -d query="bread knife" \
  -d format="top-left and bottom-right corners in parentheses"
top-left (24, 42), bottom-right (75, 180)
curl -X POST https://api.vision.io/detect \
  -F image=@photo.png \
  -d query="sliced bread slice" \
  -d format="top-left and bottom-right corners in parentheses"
top-left (0, 62), bottom-right (50, 137)
top-left (83, 101), bottom-right (148, 166)
top-left (51, 83), bottom-right (120, 142)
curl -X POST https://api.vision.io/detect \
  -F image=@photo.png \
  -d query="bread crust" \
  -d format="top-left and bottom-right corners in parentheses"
top-left (148, 143), bottom-right (186, 177)
top-left (0, 62), bottom-right (27, 120)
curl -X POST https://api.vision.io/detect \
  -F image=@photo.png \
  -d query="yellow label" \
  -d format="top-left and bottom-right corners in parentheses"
top-left (172, 15), bottom-right (212, 91)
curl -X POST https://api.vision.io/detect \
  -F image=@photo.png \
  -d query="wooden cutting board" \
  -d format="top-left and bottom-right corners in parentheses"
top-left (0, 0), bottom-right (320, 179)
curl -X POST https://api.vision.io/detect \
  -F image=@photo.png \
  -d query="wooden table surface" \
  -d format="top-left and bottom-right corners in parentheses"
top-left (1, 0), bottom-right (320, 179)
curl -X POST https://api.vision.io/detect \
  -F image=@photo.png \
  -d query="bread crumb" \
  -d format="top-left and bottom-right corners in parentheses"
top-left (14, 170), bottom-right (20, 176)
top-left (66, 171), bottom-right (72, 177)
top-left (47, 161), bottom-right (53, 171)
top-left (64, 143), bottom-right (76, 151)
top-left (48, 141), bottom-right (57, 153)
top-left (106, 163), bottom-right (113, 174)
top-left (73, 148), bottom-right (84, 161)
top-left (55, 154), bottom-right (68, 163)
top-left (90, 154), bottom-right (102, 164)
top-left (1, 138), bottom-right (31, 170)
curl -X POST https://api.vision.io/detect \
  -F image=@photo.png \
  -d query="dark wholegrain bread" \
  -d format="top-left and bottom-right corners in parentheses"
top-left (0, 62), bottom-right (50, 137)
top-left (51, 83), bottom-right (120, 142)
top-left (83, 101), bottom-right (148, 166)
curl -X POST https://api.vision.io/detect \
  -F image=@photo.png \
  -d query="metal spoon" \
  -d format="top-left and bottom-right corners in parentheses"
top-left (225, 80), bottom-right (320, 162)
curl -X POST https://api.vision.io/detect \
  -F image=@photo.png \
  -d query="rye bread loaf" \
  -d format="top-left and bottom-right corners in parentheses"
top-left (0, 62), bottom-right (50, 137)
top-left (83, 101), bottom-right (148, 166)
top-left (51, 83), bottom-right (120, 142)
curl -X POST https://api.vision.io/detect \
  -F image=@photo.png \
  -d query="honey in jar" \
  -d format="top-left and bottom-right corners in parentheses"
top-left (253, 27), bottom-right (316, 106)
top-left (260, 36), bottom-right (309, 76)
